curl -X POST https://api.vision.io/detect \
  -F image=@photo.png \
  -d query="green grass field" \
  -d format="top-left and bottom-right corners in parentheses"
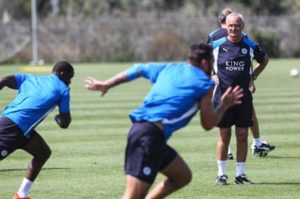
top-left (0, 59), bottom-right (300, 199)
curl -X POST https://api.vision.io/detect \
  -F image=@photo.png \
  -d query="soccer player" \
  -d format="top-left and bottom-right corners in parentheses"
top-left (85, 43), bottom-right (244, 199)
top-left (211, 13), bottom-right (269, 185)
top-left (0, 61), bottom-right (74, 199)
top-left (208, 8), bottom-right (275, 159)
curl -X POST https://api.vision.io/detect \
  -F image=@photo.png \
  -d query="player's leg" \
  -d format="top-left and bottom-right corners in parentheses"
top-left (227, 145), bottom-right (234, 160)
top-left (145, 155), bottom-right (192, 199)
top-left (123, 122), bottom-right (167, 199)
top-left (235, 127), bottom-right (248, 163)
top-left (16, 132), bottom-right (51, 198)
top-left (21, 132), bottom-right (51, 180)
top-left (216, 127), bottom-right (231, 185)
top-left (250, 105), bottom-right (260, 139)
top-left (250, 105), bottom-right (276, 157)
top-left (122, 175), bottom-right (151, 199)
top-left (235, 127), bottom-right (253, 184)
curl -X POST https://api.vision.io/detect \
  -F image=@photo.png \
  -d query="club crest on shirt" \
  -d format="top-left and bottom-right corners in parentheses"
top-left (143, 166), bottom-right (152, 176)
top-left (241, 48), bottom-right (248, 54)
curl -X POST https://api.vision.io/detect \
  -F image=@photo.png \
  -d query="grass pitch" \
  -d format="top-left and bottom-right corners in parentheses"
top-left (0, 59), bottom-right (300, 199)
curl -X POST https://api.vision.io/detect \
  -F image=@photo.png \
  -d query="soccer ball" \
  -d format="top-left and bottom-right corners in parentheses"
top-left (289, 68), bottom-right (299, 78)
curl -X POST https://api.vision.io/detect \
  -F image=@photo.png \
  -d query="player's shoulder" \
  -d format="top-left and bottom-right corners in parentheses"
top-left (208, 28), bottom-right (227, 40)
top-left (242, 37), bottom-right (258, 49)
top-left (211, 37), bottom-right (227, 49)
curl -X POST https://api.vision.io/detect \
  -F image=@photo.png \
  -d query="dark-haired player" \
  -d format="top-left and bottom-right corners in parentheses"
top-left (212, 13), bottom-right (269, 185)
top-left (0, 61), bottom-right (74, 199)
top-left (85, 43), bottom-right (243, 199)
top-left (208, 8), bottom-right (275, 160)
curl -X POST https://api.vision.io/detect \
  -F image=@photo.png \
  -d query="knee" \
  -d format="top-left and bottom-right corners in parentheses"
top-left (37, 147), bottom-right (52, 163)
top-left (174, 168), bottom-right (192, 189)
top-left (45, 148), bottom-right (52, 161)
top-left (236, 133), bottom-right (248, 143)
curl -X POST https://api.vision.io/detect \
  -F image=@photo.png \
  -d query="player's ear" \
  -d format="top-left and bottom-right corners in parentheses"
top-left (241, 22), bottom-right (245, 30)
top-left (201, 59), bottom-right (211, 76)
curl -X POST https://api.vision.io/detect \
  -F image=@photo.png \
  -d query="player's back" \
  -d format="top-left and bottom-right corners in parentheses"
top-left (2, 73), bottom-right (69, 136)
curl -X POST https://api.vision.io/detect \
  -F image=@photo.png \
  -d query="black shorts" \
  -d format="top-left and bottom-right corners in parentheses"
top-left (215, 98), bottom-right (253, 128)
top-left (0, 116), bottom-right (32, 160)
top-left (124, 122), bottom-right (178, 184)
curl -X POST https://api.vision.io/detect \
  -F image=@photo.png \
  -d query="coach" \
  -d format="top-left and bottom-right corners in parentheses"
top-left (211, 12), bottom-right (269, 185)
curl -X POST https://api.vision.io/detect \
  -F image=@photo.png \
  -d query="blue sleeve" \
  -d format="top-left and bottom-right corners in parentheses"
top-left (243, 37), bottom-right (266, 63)
top-left (14, 74), bottom-right (30, 89)
top-left (125, 63), bottom-right (166, 83)
top-left (198, 79), bottom-right (215, 98)
top-left (58, 89), bottom-right (71, 113)
top-left (211, 37), bottom-right (226, 49)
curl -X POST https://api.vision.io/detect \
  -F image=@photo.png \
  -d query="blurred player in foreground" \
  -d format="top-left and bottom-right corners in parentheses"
top-left (208, 7), bottom-right (275, 159)
top-left (85, 43), bottom-right (243, 199)
top-left (0, 61), bottom-right (74, 199)
top-left (211, 12), bottom-right (269, 185)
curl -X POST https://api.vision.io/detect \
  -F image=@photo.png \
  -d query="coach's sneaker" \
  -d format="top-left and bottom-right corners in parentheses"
top-left (227, 153), bottom-right (234, 160)
top-left (13, 193), bottom-right (31, 199)
top-left (216, 174), bottom-right (228, 185)
top-left (251, 141), bottom-right (276, 157)
top-left (235, 174), bottom-right (253, 185)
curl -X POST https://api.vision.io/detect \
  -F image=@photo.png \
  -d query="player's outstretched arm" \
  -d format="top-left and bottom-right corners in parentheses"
top-left (0, 75), bottom-right (18, 90)
top-left (85, 72), bottom-right (130, 97)
top-left (199, 86), bottom-right (243, 130)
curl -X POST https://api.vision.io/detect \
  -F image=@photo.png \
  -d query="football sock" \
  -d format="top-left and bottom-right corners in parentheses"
top-left (17, 178), bottom-right (33, 197)
top-left (227, 145), bottom-right (232, 155)
top-left (253, 138), bottom-right (263, 146)
top-left (236, 162), bottom-right (245, 177)
top-left (217, 160), bottom-right (227, 176)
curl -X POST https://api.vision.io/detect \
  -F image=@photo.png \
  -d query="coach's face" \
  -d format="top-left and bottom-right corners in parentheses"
top-left (226, 15), bottom-right (244, 43)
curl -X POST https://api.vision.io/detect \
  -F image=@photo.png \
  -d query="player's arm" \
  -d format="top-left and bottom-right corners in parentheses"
top-left (199, 86), bottom-right (243, 130)
top-left (85, 71), bottom-right (131, 97)
top-left (85, 63), bottom-right (163, 96)
top-left (0, 75), bottom-right (18, 90)
top-left (55, 112), bottom-right (71, 129)
top-left (252, 53), bottom-right (269, 80)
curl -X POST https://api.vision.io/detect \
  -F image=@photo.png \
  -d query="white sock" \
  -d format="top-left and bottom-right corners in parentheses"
top-left (217, 160), bottom-right (227, 176)
top-left (236, 162), bottom-right (245, 177)
top-left (227, 145), bottom-right (232, 155)
top-left (253, 138), bottom-right (263, 146)
top-left (17, 178), bottom-right (33, 197)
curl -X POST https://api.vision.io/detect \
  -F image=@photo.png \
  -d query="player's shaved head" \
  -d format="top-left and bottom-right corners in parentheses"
top-left (52, 61), bottom-right (74, 85)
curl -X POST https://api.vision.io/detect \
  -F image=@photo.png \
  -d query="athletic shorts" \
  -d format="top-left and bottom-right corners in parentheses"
top-left (124, 122), bottom-right (178, 184)
top-left (215, 98), bottom-right (253, 128)
top-left (0, 116), bottom-right (32, 160)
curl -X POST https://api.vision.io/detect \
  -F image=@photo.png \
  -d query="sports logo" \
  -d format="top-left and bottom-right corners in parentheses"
top-left (225, 61), bottom-right (245, 71)
top-left (241, 48), bottom-right (248, 54)
top-left (222, 47), bottom-right (228, 52)
top-left (143, 166), bottom-right (152, 176)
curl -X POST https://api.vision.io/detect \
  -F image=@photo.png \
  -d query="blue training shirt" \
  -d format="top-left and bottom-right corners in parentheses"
top-left (125, 62), bottom-right (215, 140)
top-left (2, 74), bottom-right (71, 138)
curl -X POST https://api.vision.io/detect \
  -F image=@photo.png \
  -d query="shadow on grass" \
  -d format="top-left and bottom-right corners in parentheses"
top-left (0, 167), bottom-right (70, 172)
top-left (258, 155), bottom-right (300, 159)
top-left (255, 182), bottom-right (300, 185)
